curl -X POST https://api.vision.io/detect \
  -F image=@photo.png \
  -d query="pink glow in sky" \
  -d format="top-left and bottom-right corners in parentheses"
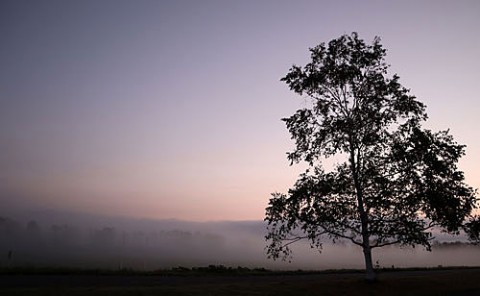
top-left (1, 0), bottom-right (479, 221)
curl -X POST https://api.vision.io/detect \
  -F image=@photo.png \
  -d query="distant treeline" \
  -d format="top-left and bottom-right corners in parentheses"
top-left (0, 216), bottom-right (231, 270)
top-left (432, 240), bottom-right (479, 249)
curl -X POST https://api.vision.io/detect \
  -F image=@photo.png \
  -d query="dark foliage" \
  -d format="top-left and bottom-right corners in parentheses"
top-left (265, 32), bottom-right (479, 280)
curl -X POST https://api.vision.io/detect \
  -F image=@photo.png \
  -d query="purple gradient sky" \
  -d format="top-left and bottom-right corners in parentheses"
top-left (1, 0), bottom-right (479, 221)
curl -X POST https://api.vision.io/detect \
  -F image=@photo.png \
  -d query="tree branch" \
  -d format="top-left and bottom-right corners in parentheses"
top-left (371, 239), bottom-right (401, 249)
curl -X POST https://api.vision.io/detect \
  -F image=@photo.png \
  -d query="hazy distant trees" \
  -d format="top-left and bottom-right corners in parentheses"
top-left (26, 220), bottom-right (41, 235)
top-left (0, 216), bottom-right (229, 269)
top-left (90, 227), bottom-right (117, 248)
top-left (265, 32), bottom-right (480, 281)
top-left (0, 216), bottom-right (20, 238)
top-left (50, 224), bottom-right (80, 246)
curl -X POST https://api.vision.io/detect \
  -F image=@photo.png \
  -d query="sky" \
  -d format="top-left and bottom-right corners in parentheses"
top-left (1, 0), bottom-right (479, 221)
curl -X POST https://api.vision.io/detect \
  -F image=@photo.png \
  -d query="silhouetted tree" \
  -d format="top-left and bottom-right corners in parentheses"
top-left (265, 32), bottom-right (479, 281)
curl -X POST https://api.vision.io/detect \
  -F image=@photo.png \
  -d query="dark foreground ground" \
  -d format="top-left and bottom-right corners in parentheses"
top-left (1, 267), bottom-right (480, 296)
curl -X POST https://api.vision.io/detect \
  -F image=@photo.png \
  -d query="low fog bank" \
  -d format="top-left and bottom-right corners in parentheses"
top-left (1, 208), bottom-right (479, 271)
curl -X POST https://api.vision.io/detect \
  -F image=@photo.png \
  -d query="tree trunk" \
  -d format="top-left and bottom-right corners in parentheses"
top-left (363, 245), bottom-right (376, 282)
top-left (348, 136), bottom-right (376, 282)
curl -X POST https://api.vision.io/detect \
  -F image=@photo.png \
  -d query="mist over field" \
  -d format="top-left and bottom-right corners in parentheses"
top-left (1, 205), bottom-right (479, 271)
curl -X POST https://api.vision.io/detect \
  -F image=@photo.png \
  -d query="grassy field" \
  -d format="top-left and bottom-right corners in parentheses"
top-left (1, 266), bottom-right (480, 295)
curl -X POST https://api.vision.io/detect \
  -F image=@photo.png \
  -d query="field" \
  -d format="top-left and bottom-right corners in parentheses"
top-left (1, 267), bottom-right (480, 296)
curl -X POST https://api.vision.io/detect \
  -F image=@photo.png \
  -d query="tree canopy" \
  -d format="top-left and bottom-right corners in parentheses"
top-left (265, 32), bottom-right (479, 281)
